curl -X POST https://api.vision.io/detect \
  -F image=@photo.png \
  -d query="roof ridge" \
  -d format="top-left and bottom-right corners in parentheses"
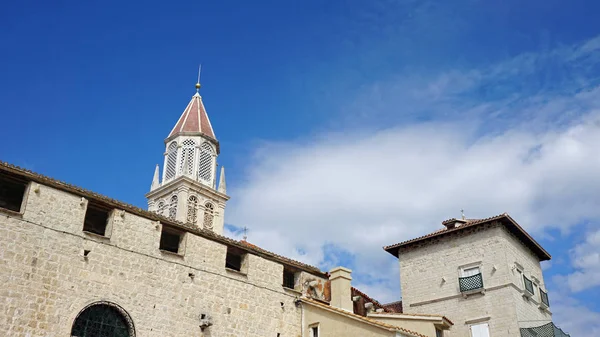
top-left (383, 213), bottom-right (551, 261)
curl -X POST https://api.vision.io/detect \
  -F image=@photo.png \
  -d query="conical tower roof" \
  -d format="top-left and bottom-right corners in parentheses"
top-left (168, 89), bottom-right (216, 140)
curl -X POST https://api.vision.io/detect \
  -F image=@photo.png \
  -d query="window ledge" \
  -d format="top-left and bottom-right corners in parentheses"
top-left (225, 267), bottom-right (247, 276)
top-left (0, 207), bottom-right (22, 218)
top-left (522, 290), bottom-right (534, 299)
top-left (538, 305), bottom-right (551, 314)
top-left (160, 249), bottom-right (184, 258)
top-left (461, 288), bottom-right (485, 298)
top-left (283, 286), bottom-right (301, 295)
top-left (83, 230), bottom-right (110, 241)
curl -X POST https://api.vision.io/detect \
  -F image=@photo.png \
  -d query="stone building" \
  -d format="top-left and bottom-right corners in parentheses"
top-left (0, 81), bottom-right (446, 337)
top-left (384, 214), bottom-right (569, 337)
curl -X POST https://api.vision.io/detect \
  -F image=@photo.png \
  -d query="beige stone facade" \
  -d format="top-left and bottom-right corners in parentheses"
top-left (0, 170), bottom-right (329, 337)
top-left (393, 220), bottom-right (552, 337)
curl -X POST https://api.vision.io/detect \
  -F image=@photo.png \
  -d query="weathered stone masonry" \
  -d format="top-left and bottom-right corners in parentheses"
top-left (0, 164), bottom-right (328, 337)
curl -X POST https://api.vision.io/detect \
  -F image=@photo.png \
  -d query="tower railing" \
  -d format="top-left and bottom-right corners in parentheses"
top-left (459, 273), bottom-right (484, 292)
top-left (520, 322), bottom-right (570, 337)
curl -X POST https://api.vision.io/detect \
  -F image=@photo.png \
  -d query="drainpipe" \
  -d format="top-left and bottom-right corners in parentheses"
top-left (300, 301), bottom-right (305, 337)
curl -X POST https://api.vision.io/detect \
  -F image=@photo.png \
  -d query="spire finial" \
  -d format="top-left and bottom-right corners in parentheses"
top-left (461, 209), bottom-right (465, 220)
top-left (195, 64), bottom-right (202, 93)
top-left (242, 226), bottom-right (248, 241)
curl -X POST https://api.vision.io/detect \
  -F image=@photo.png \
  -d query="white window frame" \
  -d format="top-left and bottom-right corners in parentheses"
top-left (458, 261), bottom-right (482, 277)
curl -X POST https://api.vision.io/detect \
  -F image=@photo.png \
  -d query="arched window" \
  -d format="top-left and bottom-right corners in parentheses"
top-left (71, 301), bottom-right (135, 337)
top-left (165, 142), bottom-right (178, 181)
top-left (198, 142), bottom-right (214, 183)
top-left (179, 139), bottom-right (196, 176)
top-left (157, 200), bottom-right (165, 216)
top-left (169, 195), bottom-right (178, 220)
top-left (203, 202), bottom-right (215, 230)
top-left (187, 195), bottom-right (198, 224)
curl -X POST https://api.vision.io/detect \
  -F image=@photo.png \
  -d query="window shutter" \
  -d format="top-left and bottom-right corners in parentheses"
top-left (470, 323), bottom-right (490, 337)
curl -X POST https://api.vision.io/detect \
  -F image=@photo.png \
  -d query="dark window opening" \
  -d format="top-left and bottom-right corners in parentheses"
top-left (83, 204), bottom-right (110, 236)
top-left (71, 302), bottom-right (133, 337)
top-left (226, 247), bottom-right (245, 271)
top-left (0, 172), bottom-right (27, 213)
top-left (283, 267), bottom-right (296, 289)
top-left (436, 328), bottom-right (443, 337)
top-left (311, 326), bottom-right (319, 337)
top-left (160, 227), bottom-right (183, 254)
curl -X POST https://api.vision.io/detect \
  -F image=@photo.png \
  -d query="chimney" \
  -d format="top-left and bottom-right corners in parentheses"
top-left (329, 267), bottom-right (353, 312)
top-left (442, 218), bottom-right (467, 230)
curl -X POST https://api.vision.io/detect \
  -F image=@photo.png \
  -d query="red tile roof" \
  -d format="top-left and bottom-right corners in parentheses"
top-left (168, 92), bottom-right (216, 140)
top-left (381, 300), bottom-right (403, 313)
top-left (351, 287), bottom-right (390, 316)
top-left (383, 213), bottom-right (551, 261)
top-left (301, 298), bottom-right (429, 337)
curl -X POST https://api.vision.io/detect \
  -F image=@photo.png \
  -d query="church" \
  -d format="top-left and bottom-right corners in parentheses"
top-left (0, 79), bottom-right (566, 337)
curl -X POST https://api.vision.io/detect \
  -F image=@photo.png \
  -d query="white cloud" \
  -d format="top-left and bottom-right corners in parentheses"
top-left (562, 228), bottom-right (600, 292)
top-left (226, 35), bottom-right (600, 319)
top-left (550, 292), bottom-right (600, 336)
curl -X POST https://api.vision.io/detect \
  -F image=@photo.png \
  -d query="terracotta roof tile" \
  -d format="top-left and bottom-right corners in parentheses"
top-left (0, 161), bottom-right (325, 277)
top-left (383, 213), bottom-right (551, 261)
top-left (301, 298), bottom-right (429, 337)
top-left (381, 300), bottom-right (403, 313)
top-left (168, 93), bottom-right (216, 140)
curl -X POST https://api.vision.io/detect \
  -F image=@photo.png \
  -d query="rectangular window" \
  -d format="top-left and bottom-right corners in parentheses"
top-left (523, 275), bottom-right (535, 295)
top-left (225, 246), bottom-right (247, 273)
top-left (462, 266), bottom-right (481, 277)
top-left (0, 172), bottom-right (27, 213)
top-left (310, 325), bottom-right (319, 337)
top-left (283, 267), bottom-right (297, 289)
top-left (436, 328), bottom-right (444, 337)
top-left (470, 323), bottom-right (490, 337)
top-left (459, 265), bottom-right (484, 292)
top-left (160, 226), bottom-right (185, 254)
top-left (83, 203), bottom-right (110, 236)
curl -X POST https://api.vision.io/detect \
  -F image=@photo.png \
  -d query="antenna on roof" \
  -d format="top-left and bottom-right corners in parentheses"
top-left (195, 64), bottom-right (202, 93)
top-left (461, 209), bottom-right (466, 220)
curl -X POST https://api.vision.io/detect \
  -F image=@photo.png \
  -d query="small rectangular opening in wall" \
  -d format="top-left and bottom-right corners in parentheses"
top-left (160, 226), bottom-right (185, 254)
top-left (283, 266), bottom-right (298, 289)
top-left (83, 203), bottom-right (110, 236)
top-left (225, 246), bottom-right (247, 272)
top-left (0, 172), bottom-right (28, 213)
top-left (309, 324), bottom-right (320, 337)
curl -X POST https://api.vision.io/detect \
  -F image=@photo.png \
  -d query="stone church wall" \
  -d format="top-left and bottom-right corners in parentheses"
top-left (0, 181), bottom-right (325, 337)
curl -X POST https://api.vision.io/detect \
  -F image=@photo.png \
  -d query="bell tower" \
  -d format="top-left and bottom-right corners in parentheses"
top-left (146, 78), bottom-right (229, 235)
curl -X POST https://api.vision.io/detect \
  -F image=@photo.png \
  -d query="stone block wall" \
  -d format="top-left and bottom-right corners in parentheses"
top-left (500, 229), bottom-right (552, 329)
top-left (0, 182), bottom-right (326, 337)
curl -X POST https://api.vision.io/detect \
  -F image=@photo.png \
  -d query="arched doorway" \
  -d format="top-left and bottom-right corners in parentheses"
top-left (71, 301), bottom-right (135, 337)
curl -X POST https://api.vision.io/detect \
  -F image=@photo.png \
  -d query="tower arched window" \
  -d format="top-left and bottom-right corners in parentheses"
top-left (203, 202), bottom-right (215, 230)
top-left (165, 142), bottom-right (178, 181)
top-left (179, 139), bottom-right (196, 176)
top-left (169, 195), bottom-right (178, 220)
top-left (187, 195), bottom-right (198, 224)
top-left (198, 142), bottom-right (214, 183)
top-left (71, 301), bottom-right (135, 337)
top-left (157, 200), bottom-right (165, 216)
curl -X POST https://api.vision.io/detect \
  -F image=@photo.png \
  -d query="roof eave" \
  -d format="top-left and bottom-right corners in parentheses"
top-left (383, 214), bottom-right (551, 262)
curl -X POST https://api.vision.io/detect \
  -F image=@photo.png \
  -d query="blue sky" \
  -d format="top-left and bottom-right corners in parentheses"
top-left (2, 1), bottom-right (600, 334)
